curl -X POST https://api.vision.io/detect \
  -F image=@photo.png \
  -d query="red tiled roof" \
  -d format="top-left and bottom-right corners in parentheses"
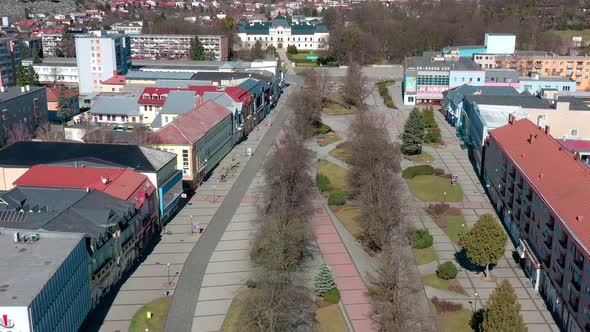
top-left (489, 119), bottom-right (590, 254)
top-left (139, 87), bottom-right (189, 105)
top-left (139, 86), bottom-right (251, 105)
top-left (149, 100), bottom-right (231, 145)
top-left (46, 87), bottom-right (78, 102)
top-left (14, 165), bottom-right (154, 208)
top-left (103, 73), bottom-right (126, 85)
top-left (559, 140), bottom-right (590, 153)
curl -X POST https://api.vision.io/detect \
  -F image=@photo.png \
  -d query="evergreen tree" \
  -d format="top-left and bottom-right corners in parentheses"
top-left (16, 63), bottom-right (39, 86)
top-left (28, 65), bottom-right (39, 86)
top-left (461, 214), bottom-right (507, 278)
top-left (16, 62), bottom-right (27, 86)
top-left (57, 89), bottom-right (74, 123)
top-left (401, 107), bottom-right (424, 155)
top-left (251, 40), bottom-right (265, 60)
top-left (482, 280), bottom-right (526, 332)
top-left (313, 264), bottom-right (336, 296)
top-left (190, 37), bottom-right (206, 60)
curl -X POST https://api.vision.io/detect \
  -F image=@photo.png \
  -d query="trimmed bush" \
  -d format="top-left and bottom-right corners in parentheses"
top-left (328, 192), bottom-right (347, 206)
top-left (316, 173), bottom-right (332, 192)
top-left (402, 165), bottom-right (434, 179)
top-left (323, 287), bottom-right (341, 304)
top-left (431, 297), bottom-right (463, 313)
top-left (423, 107), bottom-right (437, 128)
top-left (410, 229), bottom-right (433, 249)
top-left (287, 45), bottom-right (298, 54)
top-left (437, 261), bottom-right (459, 280)
top-left (424, 129), bottom-right (441, 144)
top-left (313, 120), bottom-right (332, 136)
top-left (367, 285), bottom-right (381, 298)
top-left (246, 279), bottom-right (258, 288)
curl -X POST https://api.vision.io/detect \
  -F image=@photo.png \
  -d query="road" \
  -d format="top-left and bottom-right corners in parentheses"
top-left (163, 65), bottom-right (296, 332)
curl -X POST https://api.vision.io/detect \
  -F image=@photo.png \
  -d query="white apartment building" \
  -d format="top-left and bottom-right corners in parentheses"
top-left (75, 30), bottom-right (132, 95)
top-left (42, 33), bottom-right (63, 57)
top-left (112, 21), bottom-right (143, 35)
top-left (22, 58), bottom-right (79, 85)
top-left (237, 16), bottom-right (329, 50)
top-left (129, 34), bottom-right (229, 61)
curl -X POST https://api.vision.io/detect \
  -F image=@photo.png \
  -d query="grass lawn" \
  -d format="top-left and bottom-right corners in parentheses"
top-left (319, 132), bottom-right (342, 147)
top-left (329, 142), bottom-right (352, 164)
top-left (548, 29), bottom-right (590, 41)
top-left (331, 204), bottom-right (363, 238)
top-left (288, 50), bottom-right (312, 61)
top-left (406, 175), bottom-right (464, 202)
top-left (315, 303), bottom-right (349, 332)
top-left (438, 309), bottom-right (473, 332)
top-left (422, 274), bottom-right (450, 290)
top-left (220, 289), bottom-right (256, 332)
top-left (444, 214), bottom-right (467, 243)
top-left (322, 101), bottom-right (354, 115)
top-left (318, 160), bottom-right (351, 193)
top-left (128, 297), bottom-right (171, 332)
top-left (413, 247), bottom-right (437, 265)
top-left (402, 152), bottom-right (434, 163)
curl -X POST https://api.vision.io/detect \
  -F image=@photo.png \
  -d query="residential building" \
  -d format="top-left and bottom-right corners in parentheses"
top-left (41, 33), bottom-right (63, 57)
top-left (0, 85), bottom-right (48, 144)
top-left (101, 72), bottom-right (126, 92)
top-left (46, 87), bottom-right (79, 122)
top-left (129, 34), bottom-right (229, 61)
top-left (494, 54), bottom-right (590, 91)
top-left (0, 38), bottom-right (21, 87)
top-left (23, 57), bottom-right (79, 86)
top-left (0, 142), bottom-right (182, 223)
top-left (403, 55), bottom-right (484, 105)
top-left (90, 92), bottom-right (141, 125)
top-left (150, 100), bottom-right (233, 188)
top-left (75, 30), bottom-right (132, 95)
top-left (519, 72), bottom-right (576, 94)
top-left (150, 90), bottom-right (201, 129)
top-left (484, 69), bottom-right (520, 88)
top-left (0, 186), bottom-right (138, 306)
top-left (237, 16), bottom-right (329, 50)
top-left (112, 21), bottom-right (143, 35)
top-left (559, 139), bottom-right (590, 164)
top-left (0, 230), bottom-right (91, 332)
top-left (483, 118), bottom-right (590, 332)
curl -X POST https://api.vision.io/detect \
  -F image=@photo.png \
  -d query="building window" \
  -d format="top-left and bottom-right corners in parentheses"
top-left (182, 149), bottom-right (189, 175)
top-left (571, 129), bottom-right (579, 137)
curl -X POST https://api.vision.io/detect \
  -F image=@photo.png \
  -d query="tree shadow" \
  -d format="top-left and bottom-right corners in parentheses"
top-left (454, 249), bottom-right (484, 273)
top-left (469, 308), bottom-right (485, 332)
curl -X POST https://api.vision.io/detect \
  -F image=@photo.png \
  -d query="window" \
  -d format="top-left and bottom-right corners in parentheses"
top-left (571, 129), bottom-right (579, 137)
top-left (182, 149), bottom-right (189, 175)
top-left (99, 115), bottom-right (103, 120)
top-left (477, 78), bottom-right (481, 82)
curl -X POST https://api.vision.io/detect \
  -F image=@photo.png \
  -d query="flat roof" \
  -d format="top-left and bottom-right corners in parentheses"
top-left (405, 56), bottom-right (481, 71)
top-left (465, 94), bottom-right (551, 109)
top-left (0, 86), bottom-right (45, 103)
top-left (0, 230), bottom-right (85, 306)
top-left (478, 106), bottom-right (528, 128)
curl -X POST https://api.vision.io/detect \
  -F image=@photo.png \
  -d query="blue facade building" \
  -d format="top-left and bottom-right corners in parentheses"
top-left (443, 84), bottom-right (519, 126)
top-left (0, 38), bottom-right (21, 87)
top-left (0, 231), bottom-right (91, 332)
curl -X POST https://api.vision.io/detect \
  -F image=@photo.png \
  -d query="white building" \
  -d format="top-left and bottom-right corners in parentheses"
top-left (42, 33), bottom-right (63, 57)
top-left (22, 58), bottom-right (79, 85)
top-left (484, 32), bottom-right (516, 55)
top-left (75, 31), bottom-right (132, 95)
top-left (129, 34), bottom-right (229, 61)
top-left (237, 16), bottom-right (329, 50)
top-left (112, 21), bottom-right (143, 35)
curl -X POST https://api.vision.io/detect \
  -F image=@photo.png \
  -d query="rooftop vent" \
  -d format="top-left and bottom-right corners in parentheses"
top-left (0, 86), bottom-right (4, 93)
top-left (101, 176), bottom-right (109, 184)
top-left (577, 215), bottom-right (584, 222)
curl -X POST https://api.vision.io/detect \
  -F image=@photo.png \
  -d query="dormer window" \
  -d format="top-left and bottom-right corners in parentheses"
top-left (161, 94), bottom-right (168, 100)
top-left (152, 94), bottom-right (158, 99)
top-left (143, 93), bottom-right (150, 99)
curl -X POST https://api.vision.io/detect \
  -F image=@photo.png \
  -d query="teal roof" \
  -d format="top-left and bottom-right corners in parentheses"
top-left (239, 22), bottom-right (271, 35)
top-left (239, 18), bottom-right (328, 36)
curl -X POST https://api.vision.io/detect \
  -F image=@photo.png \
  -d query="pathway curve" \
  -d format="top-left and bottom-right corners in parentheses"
top-left (163, 80), bottom-right (295, 332)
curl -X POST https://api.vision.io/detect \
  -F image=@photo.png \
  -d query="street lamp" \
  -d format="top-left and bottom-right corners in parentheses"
top-left (474, 292), bottom-right (479, 312)
top-left (461, 223), bottom-right (465, 238)
top-left (167, 263), bottom-right (171, 285)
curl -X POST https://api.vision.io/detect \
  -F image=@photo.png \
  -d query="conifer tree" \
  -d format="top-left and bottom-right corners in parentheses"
top-left (401, 107), bottom-right (424, 155)
top-left (482, 280), bottom-right (526, 332)
top-left (313, 264), bottom-right (336, 296)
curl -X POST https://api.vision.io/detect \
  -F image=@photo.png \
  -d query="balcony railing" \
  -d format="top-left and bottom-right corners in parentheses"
top-left (569, 296), bottom-right (580, 312)
top-left (544, 236), bottom-right (553, 248)
top-left (557, 257), bottom-right (566, 269)
top-left (559, 237), bottom-right (567, 249)
top-left (573, 278), bottom-right (582, 291)
top-left (575, 256), bottom-right (584, 270)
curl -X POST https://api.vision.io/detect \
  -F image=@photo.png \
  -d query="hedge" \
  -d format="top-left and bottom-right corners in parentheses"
top-left (328, 192), bottom-right (347, 206)
top-left (410, 229), bottom-right (433, 249)
top-left (437, 261), bottom-right (458, 280)
top-left (313, 120), bottom-right (332, 136)
top-left (323, 287), bottom-right (341, 304)
top-left (316, 173), bottom-right (332, 192)
top-left (402, 165), bottom-right (434, 179)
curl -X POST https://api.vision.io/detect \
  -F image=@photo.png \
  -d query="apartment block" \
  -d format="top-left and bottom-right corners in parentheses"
top-left (0, 85), bottom-right (48, 144)
top-left (41, 33), bottom-right (63, 57)
top-left (75, 31), bottom-right (131, 95)
top-left (0, 38), bottom-right (21, 87)
top-left (483, 118), bottom-right (590, 332)
top-left (129, 34), bottom-right (229, 61)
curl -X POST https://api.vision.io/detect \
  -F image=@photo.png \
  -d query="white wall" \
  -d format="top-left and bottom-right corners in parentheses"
top-left (0, 306), bottom-right (31, 332)
top-left (485, 33), bottom-right (516, 55)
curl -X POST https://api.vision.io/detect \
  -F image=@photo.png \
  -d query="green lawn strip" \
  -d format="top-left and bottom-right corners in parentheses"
top-left (318, 160), bottom-right (351, 193)
top-left (322, 101), bottom-right (354, 115)
top-left (438, 309), bottom-right (473, 332)
top-left (319, 133), bottom-right (342, 147)
top-left (329, 142), bottom-right (352, 164)
top-left (406, 175), bottom-right (464, 202)
top-left (316, 303), bottom-right (349, 332)
top-left (402, 151), bottom-right (434, 163)
top-left (422, 273), bottom-right (450, 290)
top-left (220, 289), bottom-right (256, 332)
top-left (413, 247), bottom-right (437, 265)
top-left (128, 297), bottom-right (171, 332)
top-left (330, 204), bottom-right (363, 239)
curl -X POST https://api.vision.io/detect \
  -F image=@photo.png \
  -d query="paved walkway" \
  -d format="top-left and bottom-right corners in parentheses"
top-left (311, 200), bottom-right (374, 332)
top-left (387, 83), bottom-right (559, 331)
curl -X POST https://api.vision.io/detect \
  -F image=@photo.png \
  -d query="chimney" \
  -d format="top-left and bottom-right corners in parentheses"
top-left (545, 125), bottom-right (550, 135)
top-left (101, 176), bottom-right (109, 184)
top-left (0, 86), bottom-right (4, 93)
top-left (508, 114), bottom-right (515, 124)
top-left (20, 86), bottom-right (25, 93)
top-left (577, 215), bottom-right (584, 222)
top-left (25, 85), bottom-right (30, 92)
top-left (529, 133), bottom-right (534, 143)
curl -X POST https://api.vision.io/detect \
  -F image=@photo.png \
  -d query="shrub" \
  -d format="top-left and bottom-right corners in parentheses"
top-left (312, 120), bottom-right (332, 136)
top-left (424, 129), bottom-right (441, 144)
top-left (410, 229), bottom-right (433, 249)
top-left (433, 168), bottom-right (446, 176)
top-left (323, 287), bottom-right (341, 304)
top-left (429, 203), bottom-right (450, 216)
top-left (449, 282), bottom-right (466, 295)
top-left (367, 285), bottom-right (381, 298)
top-left (423, 107), bottom-right (437, 128)
top-left (446, 207), bottom-right (462, 216)
top-left (314, 264), bottom-right (336, 295)
top-left (246, 279), bottom-right (258, 288)
top-left (328, 192), bottom-right (346, 205)
top-left (384, 95), bottom-right (395, 108)
top-left (402, 165), bottom-right (434, 179)
top-left (437, 261), bottom-right (459, 280)
top-left (431, 297), bottom-right (463, 313)
top-left (316, 173), bottom-right (332, 192)
top-left (287, 45), bottom-right (298, 54)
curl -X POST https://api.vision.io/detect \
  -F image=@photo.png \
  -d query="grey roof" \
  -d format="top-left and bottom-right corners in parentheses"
top-left (154, 80), bottom-right (213, 88)
top-left (465, 94), bottom-right (551, 109)
top-left (91, 93), bottom-right (141, 116)
top-left (161, 91), bottom-right (198, 114)
top-left (202, 92), bottom-right (241, 115)
top-left (125, 70), bottom-right (196, 80)
top-left (239, 78), bottom-right (268, 93)
top-left (0, 230), bottom-right (85, 306)
top-left (513, 50), bottom-right (552, 57)
top-left (0, 86), bottom-right (46, 103)
top-left (484, 69), bottom-right (519, 82)
top-left (405, 57), bottom-right (481, 71)
top-left (557, 96), bottom-right (590, 111)
top-left (446, 84), bottom-right (519, 105)
top-left (519, 75), bottom-right (574, 82)
top-left (0, 141), bottom-right (175, 172)
top-left (445, 45), bottom-right (485, 50)
top-left (486, 33), bottom-right (516, 36)
top-left (192, 71), bottom-right (275, 84)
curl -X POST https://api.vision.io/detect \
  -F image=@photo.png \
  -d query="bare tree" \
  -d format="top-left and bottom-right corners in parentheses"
top-left (342, 62), bottom-right (369, 107)
top-left (34, 122), bottom-right (65, 142)
top-left (290, 68), bottom-right (327, 139)
top-left (129, 126), bottom-right (151, 145)
top-left (4, 122), bottom-right (32, 146)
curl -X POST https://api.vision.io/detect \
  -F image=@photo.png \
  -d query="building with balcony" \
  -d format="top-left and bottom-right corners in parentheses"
top-left (483, 118), bottom-right (590, 332)
top-left (22, 57), bottom-right (79, 86)
top-left (75, 31), bottom-right (132, 95)
top-left (237, 16), bottom-right (329, 51)
top-left (0, 230), bottom-right (91, 332)
top-left (0, 85), bottom-right (48, 144)
top-left (41, 33), bottom-right (64, 57)
top-left (0, 38), bottom-right (20, 88)
top-left (129, 34), bottom-right (229, 61)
